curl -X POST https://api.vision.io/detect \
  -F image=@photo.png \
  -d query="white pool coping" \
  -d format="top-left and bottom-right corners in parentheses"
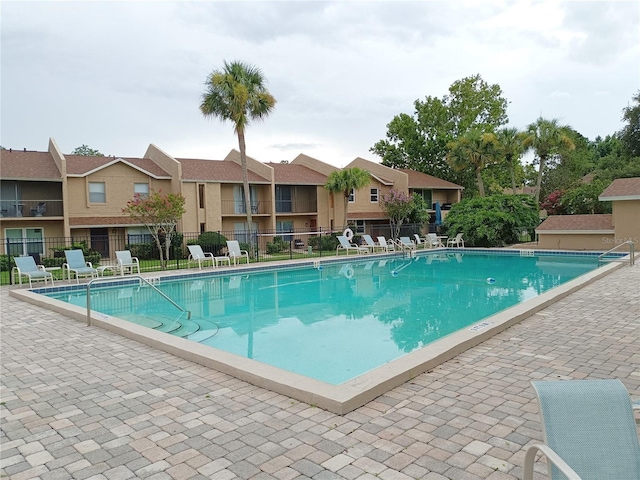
top-left (9, 251), bottom-right (628, 414)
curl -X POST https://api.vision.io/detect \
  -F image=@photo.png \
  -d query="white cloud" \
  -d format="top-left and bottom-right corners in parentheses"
top-left (1, 0), bottom-right (638, 166)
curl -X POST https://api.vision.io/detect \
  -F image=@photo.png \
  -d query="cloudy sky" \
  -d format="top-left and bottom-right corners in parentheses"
top-left (2, 1), bottom-right (638, 167)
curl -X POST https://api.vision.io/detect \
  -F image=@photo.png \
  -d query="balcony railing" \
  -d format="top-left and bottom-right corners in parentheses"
top-left (221, 200), bottom-right (272, 215)
top-left (0, 200), bottom-right (64, 218)
top-left (276, 200), bottom-right (317, 214)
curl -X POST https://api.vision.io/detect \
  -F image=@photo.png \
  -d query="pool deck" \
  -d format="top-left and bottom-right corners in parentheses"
top-left (1, 260), bottom-right (639, 479)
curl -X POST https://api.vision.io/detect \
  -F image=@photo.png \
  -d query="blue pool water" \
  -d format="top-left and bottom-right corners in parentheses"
top-left (44, 251), bottom-right (601, 384)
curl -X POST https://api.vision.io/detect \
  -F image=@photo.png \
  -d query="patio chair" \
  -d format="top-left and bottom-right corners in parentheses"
top-left (523, 379), bottom-right (640, 480)
top-left (30, 202), bottom-right (46, 217)
top-left (447, 232), bottom-right (465, 248)
top-left (428, 233), bottom-right (444, 248)
top-left (13, 255), bottom-right (54, 288)
top-left (336, 235), bottom-right (368, 255)
top-left (63, 249), bottom-right (98, 283)
top-left (226, 240), bottom-right (250, 265)
top-left (399, 236), bottom-right (417, 251)
top-left (376, 236), bottom-right (395, 253)
top-left (361, 234), bottom-right (384, 252)
top-left (187, 244), bottom-right (215, 269)
top-left (413, 234), bottom-right (429, 249)
top-left (115, 250), bottom-right (140, 276)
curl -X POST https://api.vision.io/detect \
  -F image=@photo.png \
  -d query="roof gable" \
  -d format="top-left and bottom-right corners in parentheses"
top-left (178, 158), bottom-right (271, 183)
top-left (400, 169), bottom-right (464, 190)
top-left (65, 155), bottom-right (171, 179)
top-left (266, 163), bottom-right (327, 185)
top-left (599, 177), bottom-right (640, 201)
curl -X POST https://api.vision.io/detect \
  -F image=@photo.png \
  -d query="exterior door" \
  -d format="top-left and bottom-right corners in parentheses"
top-left (90, 228), bottom-right (109, 258)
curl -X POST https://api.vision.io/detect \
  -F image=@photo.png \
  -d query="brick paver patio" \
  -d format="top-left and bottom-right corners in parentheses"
top-left (1, 262), bottom-right (638, 479)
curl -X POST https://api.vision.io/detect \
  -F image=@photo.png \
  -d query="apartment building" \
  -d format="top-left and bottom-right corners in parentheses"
top-left (0, 138), bottom-right (463, 258)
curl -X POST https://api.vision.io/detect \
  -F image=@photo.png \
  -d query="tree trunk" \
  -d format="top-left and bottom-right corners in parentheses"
top-left (535, 155), bottom-right (546, 205)
top-left (153, 232), bottom-right (165, 270)
top-left (237, 129), bottom-right (254, 254)
top-left (343, 190), bottom-right (349, 230)
top-left (164, 232), bottom-right (172, 271)
top-left (509, 158), bottom-right (517, 194)
top-left (476, 168), bottom-right (485, 197)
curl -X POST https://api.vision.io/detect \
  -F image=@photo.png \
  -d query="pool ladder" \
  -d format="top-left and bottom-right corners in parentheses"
top-left (85, 275), bottom-right (191, 327)
top-left (598, 241), bottom-right (635, 267)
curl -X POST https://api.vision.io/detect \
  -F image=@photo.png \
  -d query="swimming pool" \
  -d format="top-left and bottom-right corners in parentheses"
top-left (40, 250), bottom-right (601, 384)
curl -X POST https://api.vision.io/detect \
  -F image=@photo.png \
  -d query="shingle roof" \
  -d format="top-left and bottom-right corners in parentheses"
top-left (400, 169), bottom-right (464, 190)
top-left (536, 214), bottom-right (614, 232)
top-left (266, 163), bottom-right (327, 185)
top-left (178, 158), bottom-right (271, 183)
top-left (65, 155), bottom-right (171, 178)
top-left (599, 177), bottom-right (640, 200)
top-left (0, 150), bottom-right (62, 180)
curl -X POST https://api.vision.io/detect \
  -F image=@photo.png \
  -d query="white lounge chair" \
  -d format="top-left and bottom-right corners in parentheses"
top-left (399, 236), bottom-right (417, 251)
top-left (428, 233), bottom-right (444, 248)
top-left (336, 235), bottom-right (368, 255)
top-left (63, 249), bottom-right (99, 283)
top-left (187, 244), bottom-right (215, 269)
top-left (523, 379), bottom-right (640, 480)
top-left (115, 250), bottom-right (140, 276)
top-left (413, 234), bottom-right (429, 249)
top-left (361, 234), bottom-right (384, 252)
top-left (13, 255), bottom-right (54, 287)
top-left (447, 233), bottom-right (465, 248)
top-left (226, 240), bottom-right (250, 265)
top-left (376, 236), bottom-right (395, 253)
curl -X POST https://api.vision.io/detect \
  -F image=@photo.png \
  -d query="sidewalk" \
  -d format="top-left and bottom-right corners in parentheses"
top-left (1, 263), bottom-right (638, 479)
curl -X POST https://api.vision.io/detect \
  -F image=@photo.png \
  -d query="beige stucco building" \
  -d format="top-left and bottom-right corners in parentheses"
top-left (535, 177), bottom-right (640, 251)
top-left (0, 138), bottom-right (463, 259)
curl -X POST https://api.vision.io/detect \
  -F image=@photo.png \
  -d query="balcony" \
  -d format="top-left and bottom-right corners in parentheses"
top-left (0, 200), bottom-right (64, 218)
top-left (221, 200), bottom-right (272, 215)
top-left (276, 200), bottom-right (317, 214)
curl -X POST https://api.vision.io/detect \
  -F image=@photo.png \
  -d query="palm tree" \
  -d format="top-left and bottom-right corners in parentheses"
top-left (324, 168), bottom-right (370, 228)
top-left (200, 60), bottom-right (276, 250)
top-left (495, 127), bottom-right (524, 194)
top-left (446, 129), bottom-right (498, 197)
top-left (522, 117), bottom-right (575, 205)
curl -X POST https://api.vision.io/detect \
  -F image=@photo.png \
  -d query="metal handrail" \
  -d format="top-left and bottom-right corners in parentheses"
top-left (598, 241), bottom-right (635, 267)
top-left (86, 275), bottom-right (191, 326)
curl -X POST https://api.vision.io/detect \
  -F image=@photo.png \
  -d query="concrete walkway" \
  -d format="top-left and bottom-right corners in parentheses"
top-left (1, 263), bottom-right (638, 480)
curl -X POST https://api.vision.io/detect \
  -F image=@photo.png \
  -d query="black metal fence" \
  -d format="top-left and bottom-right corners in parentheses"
top-left (1, 224), bottom-right (428, 285)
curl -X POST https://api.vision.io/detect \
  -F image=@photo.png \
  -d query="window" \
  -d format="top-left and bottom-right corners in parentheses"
top-left (89, 182), bottom-right (106, 203)
top-left (5, 228), bottom-right (44, 257)
top-left (233, 185), bottom-right (258, 214)
top-left (200, 223), bottom-right (206, 234)
top-left (275, 186), bottom-right (292, 213)
top-left (127, 227), bottom-right (152, 245)
top-left (234, 222), bottom-right (258, 244)
top-left (355, 220), bottom-right (365, 234)
top-left (276, 221), bottom-right (294, 242)
top-left (413, 189), bottom-right (432, 208)
top-left (348, 188), bottom-right (355, 203)
top-left (198, 184), bottom-right (205, 209)
top-left (134, 183), bottom-right (149, 199)
top-left (370, 188), bottom-right (379, 202)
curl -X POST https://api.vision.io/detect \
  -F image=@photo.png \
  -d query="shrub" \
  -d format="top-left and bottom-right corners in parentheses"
top-left (189, 231), bottom-right (228, 256)
top-left (308, 234), bottom-right (339, 251)
top-left (266, 236), bottom-right (288, 254)
top-left (0, 255), bottom-right (12, 272)
top-left (443, 194), bottom-right (539, 247)
top-left (129, 233), bottom-right (183, 261)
